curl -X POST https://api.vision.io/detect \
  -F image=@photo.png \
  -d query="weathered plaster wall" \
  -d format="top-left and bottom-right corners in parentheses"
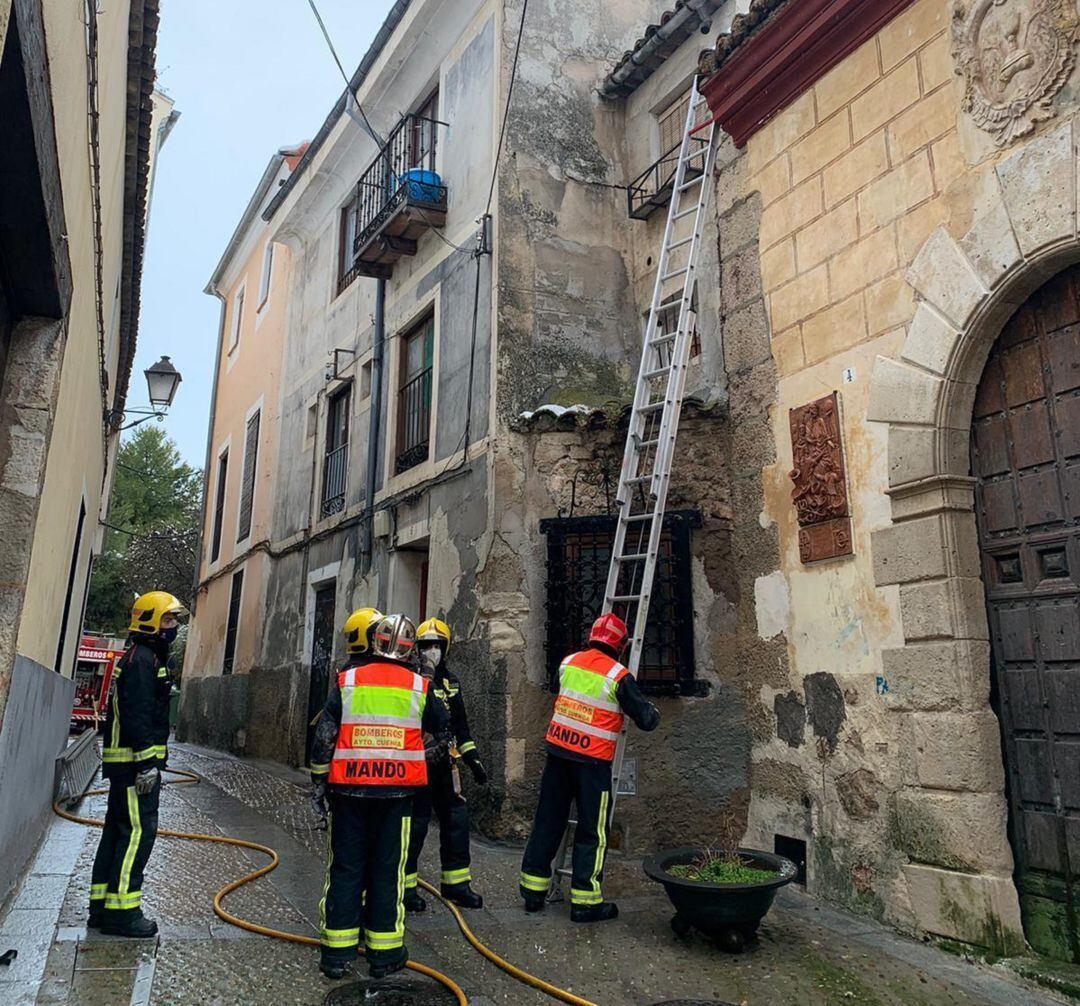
top-left (180, 7), bottom-right (498, 764)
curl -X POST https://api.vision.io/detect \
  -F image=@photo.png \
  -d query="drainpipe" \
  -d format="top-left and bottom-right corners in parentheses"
top-left (361, 278), bottom-right (386, 576)
top-left (598, 0), bottom-right (724, 99)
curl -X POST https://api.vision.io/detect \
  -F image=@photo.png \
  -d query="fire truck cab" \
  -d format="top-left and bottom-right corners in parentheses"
top-left (72, 634), bottom-right (124, 731)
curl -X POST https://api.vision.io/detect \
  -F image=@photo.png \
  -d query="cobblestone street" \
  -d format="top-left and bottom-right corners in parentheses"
top-left (0, 744), bottom-right (1066, 1006)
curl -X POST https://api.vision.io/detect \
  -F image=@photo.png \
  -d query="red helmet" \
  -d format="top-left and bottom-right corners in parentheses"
top-left (589, 613), bottom-right (628, 652)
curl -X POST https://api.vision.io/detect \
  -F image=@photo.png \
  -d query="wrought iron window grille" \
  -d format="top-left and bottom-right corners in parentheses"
top-left (540, 509), bottom-right (704, 696)
top-left (627, 134), bottom-right (708, 220)
top-left (395, 366), bottom-right (433, 474)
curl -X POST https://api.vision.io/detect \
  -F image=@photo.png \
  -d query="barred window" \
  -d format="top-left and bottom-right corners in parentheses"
top-left (540, 510), bottom-right (702, 695)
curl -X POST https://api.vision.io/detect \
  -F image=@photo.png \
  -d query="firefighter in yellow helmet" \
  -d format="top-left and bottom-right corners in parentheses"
top-left (403, 617), bottom-right (487, 912)
top-left (308, 613), bottom-right (451, 980)
top-left (89, 591), bottom-right (186, 937)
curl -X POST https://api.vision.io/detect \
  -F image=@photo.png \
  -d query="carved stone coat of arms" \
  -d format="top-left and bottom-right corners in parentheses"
top-left (953, 0), bottom-right (1080, 146)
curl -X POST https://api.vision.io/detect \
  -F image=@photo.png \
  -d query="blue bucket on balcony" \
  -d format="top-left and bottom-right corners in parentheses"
top-left (398, 168), bottom-right (442, 203)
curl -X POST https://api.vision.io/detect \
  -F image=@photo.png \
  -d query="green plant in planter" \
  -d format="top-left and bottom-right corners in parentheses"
top-left (666, 813), bottom-right (778, 885)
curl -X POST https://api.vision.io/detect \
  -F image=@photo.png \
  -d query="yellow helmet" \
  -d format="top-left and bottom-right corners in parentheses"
top-left (417, 617), bottom-right (451, 654)
top-left (343, 606), bottom-right (384, 654)
top-left (129, 591), bottom-right (187, 635)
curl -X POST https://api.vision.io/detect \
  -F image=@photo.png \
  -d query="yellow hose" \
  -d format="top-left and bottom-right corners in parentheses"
top-left (54, 769), bottom-right (466, 1005)
top-left (56, 767), bottom-right (601, 1006)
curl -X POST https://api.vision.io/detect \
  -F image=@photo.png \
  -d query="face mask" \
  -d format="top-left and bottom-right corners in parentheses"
top-left (159, 626), bottom-right (178, 645)
top-left (420, 646), bottom-right (442, 669)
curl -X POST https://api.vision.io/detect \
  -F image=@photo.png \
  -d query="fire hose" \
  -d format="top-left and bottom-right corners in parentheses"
top-left (55, 768), bottom-right (600, 1006)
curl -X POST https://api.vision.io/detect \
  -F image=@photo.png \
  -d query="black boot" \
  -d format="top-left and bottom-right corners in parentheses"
top-left (101, 912), bottom-right (158, 938)
top-left (87, 909), bottom-right (103, 929)
top-left (441, 882), bottom-right (483, 909)
top-left (570, 902), bottom-right (619, 923)
top-left (368, 947), bottom-right (408, 980)
top-left (521, 891), bottom-right (545, 913)
top-left (319, 958), bottom-right (350, 980)
top-left (403, 888), bottom-right (427, 913)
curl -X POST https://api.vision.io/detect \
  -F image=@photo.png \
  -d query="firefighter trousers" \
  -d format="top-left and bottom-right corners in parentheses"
top-left (404, 759), bottom-right (471, 891)
top-left (320, 793), bottom-right (412, 967)
top-left (520, 752), bottom-right (612, 906)
top-left (89, 775), bottom-right (161, 922)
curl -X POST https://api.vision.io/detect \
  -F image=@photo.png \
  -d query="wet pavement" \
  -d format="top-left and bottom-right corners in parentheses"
top-left (0, 742), bottom-right (1069, 1005)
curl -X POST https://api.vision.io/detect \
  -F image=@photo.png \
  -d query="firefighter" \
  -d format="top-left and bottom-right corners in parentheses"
top-left (519, 613), bottom-right (660, 922)
top-left (88, 591), bottom-right (185, 937)
top-left (402, 618), bottom-right (486, 913)
top-left (309, 613), bottom-right (451, 980)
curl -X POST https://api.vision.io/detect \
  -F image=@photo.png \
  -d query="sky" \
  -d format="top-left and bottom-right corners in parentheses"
top-left (133, 0), bottom-right (397, 466)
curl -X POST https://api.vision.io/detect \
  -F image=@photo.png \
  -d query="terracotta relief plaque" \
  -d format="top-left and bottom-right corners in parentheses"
top-left (953, 0), bottom-right (1080, 147)
top-left (789, 392), bottom-right (852, 563)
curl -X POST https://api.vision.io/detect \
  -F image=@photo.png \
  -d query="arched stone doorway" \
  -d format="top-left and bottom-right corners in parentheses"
top-left (865, 122), bottom-right (1080, 955)
top-left (972, 265), bottom-right (1080, 961)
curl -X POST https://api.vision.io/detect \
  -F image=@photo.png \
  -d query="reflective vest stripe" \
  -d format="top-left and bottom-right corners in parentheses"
top-left (545, 649), bottom-right (628, 762)
top-left (331, 748), bottom-right (426, 761)
top-left (339, 711), bottom-right (422, 728)
top-left (550, 712), bottom-right (620, 741)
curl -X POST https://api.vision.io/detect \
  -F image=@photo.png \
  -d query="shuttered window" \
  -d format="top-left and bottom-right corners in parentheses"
top-left (210, 450), bottom-right (228, 563)
top-left (237, 410), bottom-right (260, 542)
top-left (223, 570), bottom-right (244, 675)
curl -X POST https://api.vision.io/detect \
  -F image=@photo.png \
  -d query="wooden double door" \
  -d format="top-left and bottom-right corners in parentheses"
top-left (972, 265), bottom-right (1080, 961)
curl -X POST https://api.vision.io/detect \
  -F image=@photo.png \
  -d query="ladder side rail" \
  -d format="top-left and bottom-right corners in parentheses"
top-left (603, 80), bottom-right (709, 627)
top-left (626, 123), bottom-right (719, 665)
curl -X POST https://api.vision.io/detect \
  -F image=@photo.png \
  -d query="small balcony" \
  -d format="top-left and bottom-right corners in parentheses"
top-left (344, 112), bottom-right (448, 281)
top-left (627, 135), bottom-right (708, 220)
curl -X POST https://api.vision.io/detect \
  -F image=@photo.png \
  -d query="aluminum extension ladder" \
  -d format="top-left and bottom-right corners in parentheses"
top-left (549, 80), bottom-right (718, 900)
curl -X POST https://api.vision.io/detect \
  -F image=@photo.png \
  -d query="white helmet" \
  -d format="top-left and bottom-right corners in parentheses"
top-left (370, 614), bottom-right (417, 663)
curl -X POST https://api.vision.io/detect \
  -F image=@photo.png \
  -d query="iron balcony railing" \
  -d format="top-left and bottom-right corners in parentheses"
top-left (350, 112), bottom-right (447, 259)
top-left (395, 367), bottom-right (432, 474)
top-left (321, 442), bottom-right (348, 517)
top-left (627, 135), bottom-right (708, 220)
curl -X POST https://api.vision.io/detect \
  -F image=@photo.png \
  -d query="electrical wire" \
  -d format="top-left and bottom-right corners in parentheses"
top-left (486, 0), bottom-right (530, 216)
top-left (56, 768), bottom-right (603, 1005)
top-left (306, 0), bottom-right (384, 147)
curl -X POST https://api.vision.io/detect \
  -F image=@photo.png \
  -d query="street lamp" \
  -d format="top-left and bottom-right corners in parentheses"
top-left (144, 356), bottom-right (182, 410)
top-left (107, 355), bottom-right (183, 430)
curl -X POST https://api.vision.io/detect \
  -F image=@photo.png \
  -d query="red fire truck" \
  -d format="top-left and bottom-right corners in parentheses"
top-left (72, 634), bottom-right (125, 731)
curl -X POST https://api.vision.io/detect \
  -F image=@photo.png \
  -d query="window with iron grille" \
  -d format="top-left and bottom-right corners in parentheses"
top-left (395, 313), bottom-right (434, 474)
top-left (223, 569), bottom-right (244, 675)
top-left (237, 409), bottom-right (260, 542)
top-left (540, 510), bottom-right (702, 695)
top-left (655, 289), bottom-right (701, 359)
top-left (337, 194), bottom-right (360, 294)
top-left (321, 386), bottom-right (350, 518)
top-left (210, 450), bottom-right (228, 563)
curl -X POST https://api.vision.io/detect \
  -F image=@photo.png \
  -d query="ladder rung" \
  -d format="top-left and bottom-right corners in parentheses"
top-left (635, 437), bottom-right (659, 450)
top-left (677, 175), bottom-right (703, 193)
top-left (624, 513), bottom-right (653, 523)
top-left (685, 146), bottom-right (707, 161)
top-left (556, 867), bottom-right (572, 878)
top-left (616, 552), bottom-right (649, 562)
top-left (637, 400), bottom-right (667, 413)
top-left (673, 205), bottom-right (697, 220)
top-left (608, 594), bottom-right (642, 603)
top-left (624, 474), bottom-right (654, 486)
top-left (649, 333), bottom-right (677, 347)
top-left (661, 266), bottom-right (688, 282)
top-left (667, 235), bottom-right (695, 251)
top-left (643, 366), bottom-right (669, 380)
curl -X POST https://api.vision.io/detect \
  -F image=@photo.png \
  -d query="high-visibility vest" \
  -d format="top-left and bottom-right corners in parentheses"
top-left (545, 648), bottom-right (628, 762)
top-left (329, 661), bottom-right (429, 787)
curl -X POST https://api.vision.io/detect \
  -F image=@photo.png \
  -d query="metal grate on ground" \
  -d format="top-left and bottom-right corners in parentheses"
top-left (324, 978), bottom-right (460, 1005)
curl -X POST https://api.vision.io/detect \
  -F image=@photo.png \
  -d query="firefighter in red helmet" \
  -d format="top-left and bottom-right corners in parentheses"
top-left (519, 613), bottom-right (660, 922)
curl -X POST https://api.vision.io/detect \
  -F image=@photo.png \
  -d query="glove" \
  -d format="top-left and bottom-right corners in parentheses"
top-left (134, 768), bottom-right (159, 795)
top-left (311, 778), bottom-right (328, 820)
top-left (466, 757), bottom-right (488, 786)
